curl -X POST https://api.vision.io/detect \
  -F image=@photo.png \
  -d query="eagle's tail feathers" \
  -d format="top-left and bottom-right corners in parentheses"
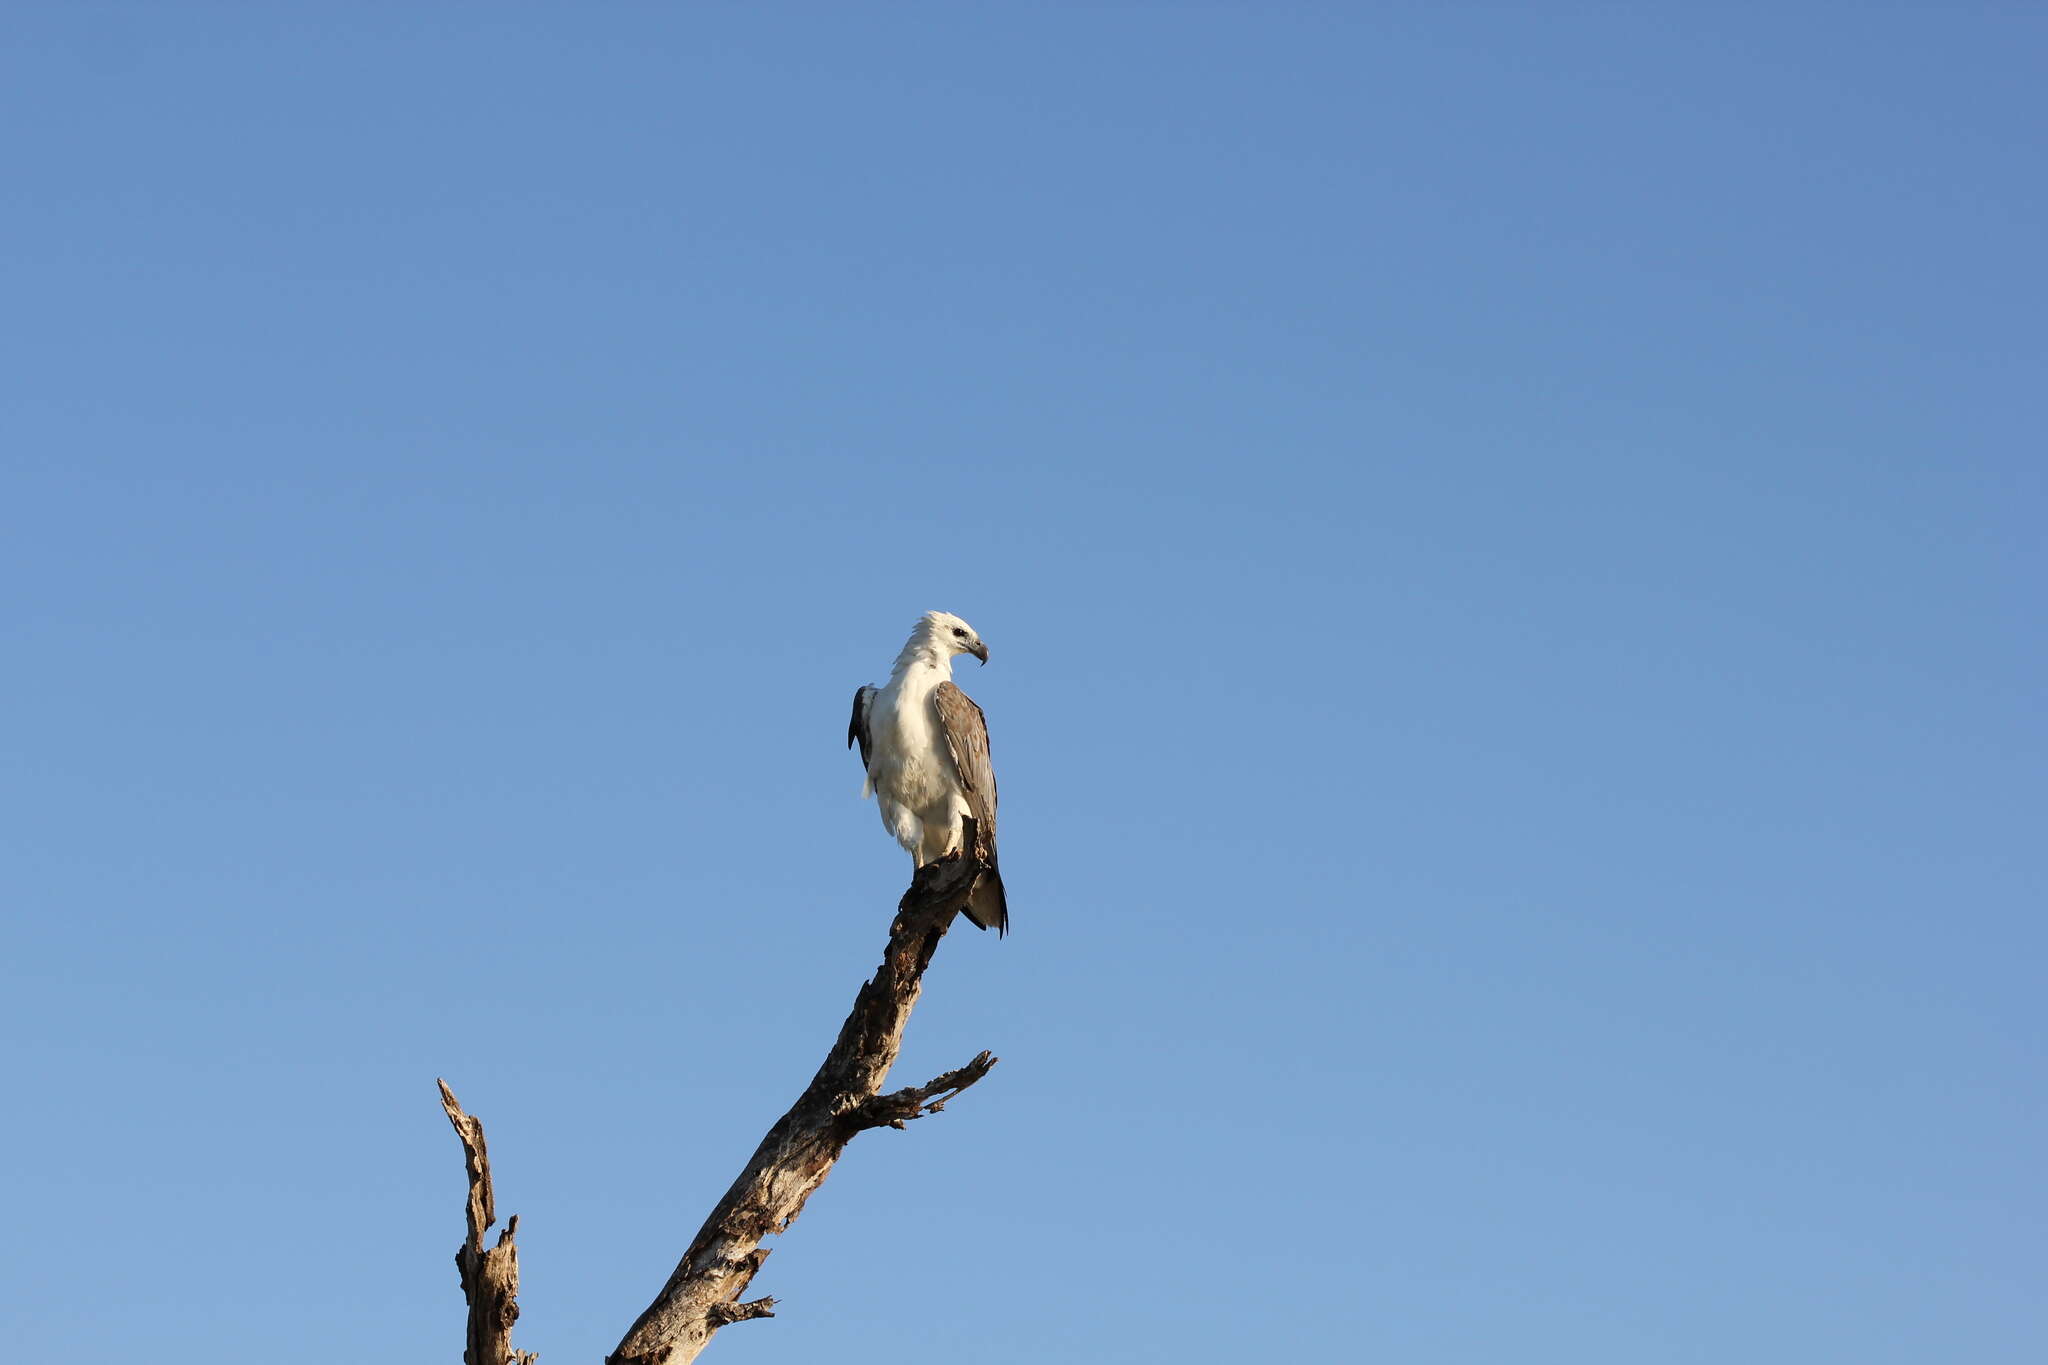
top-left (962, 868), bottom-right (1009, 938)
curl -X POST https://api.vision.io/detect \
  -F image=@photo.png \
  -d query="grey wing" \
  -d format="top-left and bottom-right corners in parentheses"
top-left (932, 681), bottom-right (996, 843)
top-left (933, 682), bottom-right (1007, 935)
top-left (847, 685), bottom-right (876, 770)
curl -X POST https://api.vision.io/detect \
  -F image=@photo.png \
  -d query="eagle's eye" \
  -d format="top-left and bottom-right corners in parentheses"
top-left (952, 627), bottom-right (968, 639)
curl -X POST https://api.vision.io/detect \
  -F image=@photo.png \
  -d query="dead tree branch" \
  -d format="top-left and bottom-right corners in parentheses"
top-left (438, 1079), bottom-right (536, 1365)
top-left (606, 830), bottom-right (1000, 1365)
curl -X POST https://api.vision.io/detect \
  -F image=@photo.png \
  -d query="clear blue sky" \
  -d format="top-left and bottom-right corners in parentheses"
top-left (4, 5), bottom-right (2041, 1362)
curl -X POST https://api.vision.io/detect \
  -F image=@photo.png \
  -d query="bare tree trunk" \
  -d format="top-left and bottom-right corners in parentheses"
top-left (607, 841), bottom-right (997, 1365)
top-left (439, 1080), bottom-right (537, 1365)
top-left (437, 831), bottom-right (999, 1365)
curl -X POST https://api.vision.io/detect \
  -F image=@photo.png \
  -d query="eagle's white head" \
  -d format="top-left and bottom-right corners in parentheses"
top-left (916, 610), bottom-right (989, 665)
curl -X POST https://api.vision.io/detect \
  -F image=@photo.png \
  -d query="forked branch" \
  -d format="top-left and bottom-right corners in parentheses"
top-left (856, 1050), bottom-right (999, 1129)
top-left (606, 829), bottom-right (999, 1365)
top-left (438, 829), bottom-right (999, 1365)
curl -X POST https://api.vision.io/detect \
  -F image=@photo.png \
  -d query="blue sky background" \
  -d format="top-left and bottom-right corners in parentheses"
top-left (4, 5), bottom-right (2042, 1362)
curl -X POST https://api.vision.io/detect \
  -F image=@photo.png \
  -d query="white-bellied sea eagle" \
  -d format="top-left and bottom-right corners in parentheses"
top-left (848, 611), bottom-right (1008, 935)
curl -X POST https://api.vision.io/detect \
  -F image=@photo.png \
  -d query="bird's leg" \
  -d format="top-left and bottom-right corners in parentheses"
top-left (914, 827), bottom-right (965, 869)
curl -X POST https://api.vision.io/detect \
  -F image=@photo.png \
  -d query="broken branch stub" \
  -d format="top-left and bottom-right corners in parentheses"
top-left (439, 1080), bottom-right (535, 1365)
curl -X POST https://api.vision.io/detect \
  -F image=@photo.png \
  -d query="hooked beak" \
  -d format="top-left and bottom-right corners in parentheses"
top-left (968, 640), bottom-right (989, 665)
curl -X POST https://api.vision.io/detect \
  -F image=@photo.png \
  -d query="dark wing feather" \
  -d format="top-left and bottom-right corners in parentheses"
top-left (933, 681), bottom-right (1008, 935)
top-left (932, 682), bottom-right (996, 843)
top-left (847, 685), bottom-right (876, 769)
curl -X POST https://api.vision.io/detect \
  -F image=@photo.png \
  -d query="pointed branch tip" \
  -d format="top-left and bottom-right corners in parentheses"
top-left (709, 1296), bottom-right (778, 1326)
top-left (852, 1050), bottom-right (1000, 1130)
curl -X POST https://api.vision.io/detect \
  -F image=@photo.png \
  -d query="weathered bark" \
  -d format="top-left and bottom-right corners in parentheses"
top-left (438, 1079), bottom-right (537, 1365)
top-left (606, 837), bottom-right (999, 1365)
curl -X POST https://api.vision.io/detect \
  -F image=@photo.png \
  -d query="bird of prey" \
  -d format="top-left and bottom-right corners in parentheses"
top-left (848, 610), bottom-right (1008, 935)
